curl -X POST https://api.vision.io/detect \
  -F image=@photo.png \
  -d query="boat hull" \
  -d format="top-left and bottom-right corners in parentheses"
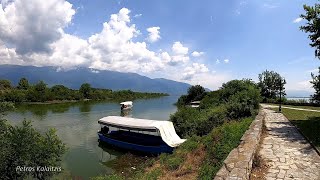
top-left (98, 132), bottom-right (173, 154)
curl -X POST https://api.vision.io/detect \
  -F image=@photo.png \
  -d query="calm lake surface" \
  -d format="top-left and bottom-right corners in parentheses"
top-left (4, 96), bottom-right (179, 179)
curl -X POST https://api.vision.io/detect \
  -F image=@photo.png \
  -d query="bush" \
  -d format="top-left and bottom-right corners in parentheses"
top-left (225, 87), bottom-right (260, 119)
top-left (170, 106), bottom-right (227, 137)
top-left (198, 117), bottom-right (253, 179)
top-left (0, 120), bottom-right (66, 180)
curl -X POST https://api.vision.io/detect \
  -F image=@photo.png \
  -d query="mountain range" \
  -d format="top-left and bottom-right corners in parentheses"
top-left (0, 65), bottom-right (191, 95)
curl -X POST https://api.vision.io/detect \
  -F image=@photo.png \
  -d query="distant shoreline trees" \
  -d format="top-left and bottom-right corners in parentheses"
top-left (0, 78), bottom-right (168, 103)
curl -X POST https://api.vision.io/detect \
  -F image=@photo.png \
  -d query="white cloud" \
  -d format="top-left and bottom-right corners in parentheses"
top-left (160, 52), bottom-right (171, 63)
top-left (146, 26), bottom-right (160, 43)
top-left (182, 63), bottom-right (209, 80)
top-left (133, 13), bottom-right (142, 18)
top-left (216, 59), bottom-right (220, 64)
top-left (172, 41), bottom-right (188, 55)
top-left (166, 41), bottom-right (190, 65)
top-left (0, 0), bottom-right (75, 54)
top-left (0, 2), bottom-right (227, 89)
top-left (293, 17), bottom-right (303, 24)
top-left (191, 51), bottom-right (204, 57)
top-left (224, 59), bottom-right (229, 63)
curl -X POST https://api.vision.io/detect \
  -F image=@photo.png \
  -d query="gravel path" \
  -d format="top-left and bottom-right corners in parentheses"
top-left (258, 107), bottom-right (320, 180)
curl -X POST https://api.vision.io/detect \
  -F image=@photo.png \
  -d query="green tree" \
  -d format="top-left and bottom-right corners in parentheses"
top-left (0, 102), bottom-right (66, 180)
top-left (0, 80), bottom-right (12, 90)
top-left (187, 85), bottom-right (206, 101)
top-left (300, 3), bottom-right (320, 58)
top-left (79, 83), bottom-right (91, 99)
top-left (258, 70), bottom-right (286, 102)
top-left (17, 78), bottom-right (29, 90)
top-left (177, 85), bottom-right (206, 106)
top-left (310, 67), bottom-right (320, 104)
top-left (50, 85), bottom-right (71, 100)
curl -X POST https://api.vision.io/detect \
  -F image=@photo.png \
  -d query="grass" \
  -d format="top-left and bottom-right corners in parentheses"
top-left (266, 103), bottom-right (320, 111)
top-left (272, 108), bottom-right (320, 150)
top-left (198, 117), bottom-right (253, 179)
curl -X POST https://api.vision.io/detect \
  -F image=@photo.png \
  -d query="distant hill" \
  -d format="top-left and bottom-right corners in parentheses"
top-left (0, 65), bottom-right (192, 95)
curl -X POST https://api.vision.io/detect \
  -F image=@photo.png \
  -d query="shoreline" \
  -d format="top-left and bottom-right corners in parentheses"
top-left (16, 95), bottom-right (169, 105)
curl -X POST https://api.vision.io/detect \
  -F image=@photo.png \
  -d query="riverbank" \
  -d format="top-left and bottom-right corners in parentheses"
top-left (4, 96), bottom-right (179, 179)
top-left (93, 81), bottom-right (261, 179)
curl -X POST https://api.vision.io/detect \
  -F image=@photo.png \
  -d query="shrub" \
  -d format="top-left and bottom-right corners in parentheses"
top-left (226, 90), bottom-right (260, 119)
top-left (198, 117), bottom-right (253, 179)
top-left (171, 106), bottom-right (227, 137)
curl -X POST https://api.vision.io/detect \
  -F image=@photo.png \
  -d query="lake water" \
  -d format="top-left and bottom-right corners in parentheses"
top-left (4, 96), bottom-right (179, 179)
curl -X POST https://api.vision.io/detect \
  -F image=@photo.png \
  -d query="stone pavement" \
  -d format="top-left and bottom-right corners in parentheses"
top-left (259, 107), bottom-right (320, 180)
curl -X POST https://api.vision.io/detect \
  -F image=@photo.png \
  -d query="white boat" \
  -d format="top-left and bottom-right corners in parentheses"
top-left (98, 116), bottom-right (186, 153)
top-left (120, 101), bottom-right (133, 110)
top-left (190, 101), bottom-right (200, 108)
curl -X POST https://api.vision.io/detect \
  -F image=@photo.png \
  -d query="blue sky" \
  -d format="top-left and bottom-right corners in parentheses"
top-left (0, 0), bottom-right (318, 95)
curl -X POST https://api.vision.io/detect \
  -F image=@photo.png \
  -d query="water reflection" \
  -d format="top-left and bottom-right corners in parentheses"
top-left (5, 96), bottom-right (179, 179)
top-left (120, 109), bottom-right (132, 117)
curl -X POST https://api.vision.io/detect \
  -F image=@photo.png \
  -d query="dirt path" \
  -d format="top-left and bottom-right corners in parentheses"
top-left (257, 106), bottom-right (320, 180)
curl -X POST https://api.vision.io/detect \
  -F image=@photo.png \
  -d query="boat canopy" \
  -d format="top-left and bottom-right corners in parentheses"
top-left (120, 101), bottom-right (133, 106)
top-left (190, 101), bottom-right (200, 104)
top-left (98, 116), bottom-right (186, 147)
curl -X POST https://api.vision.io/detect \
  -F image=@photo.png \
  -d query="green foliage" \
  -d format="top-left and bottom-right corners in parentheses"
top-left (159, 151), bottom-right (184, 171)
top-left (199, 90), bottom-right (221, 109)
top-left (258, 70), bottom-right (286, 102)
top-left (300, 3), bottom-right (320, 58)
top-left (80, 83), bottom-right (92, 99)
top-left (170, 106), bottom-right (227, 137)
top-left (225, 85), bottom-right (260, 119)
top-left (0, 79), bottom-right (12, 90)
top-left (143, 169), bottom-right (162, 180)
top-left (172, 79), bottom-right (260, 137)
top-left (187, 85), bottom-right (206, 101)
top-left (90, 174), bottom-right (125, 180)
top-left (178, 135), bottom-right (201, 152)
top-left (0, 120), bottom-right (66, 180)
top-left (17, 78), bottom-right (29, 90)
top-left (0, 102), bottom-right (15, 114)
top-left (310, 67), bottom-right (320, 104)
top-left (176, 85), bottom-right (206, 106)
top-left (0, 78), bottom-right (167, 103)
top-left (198, 117), bottom-right (253, 179)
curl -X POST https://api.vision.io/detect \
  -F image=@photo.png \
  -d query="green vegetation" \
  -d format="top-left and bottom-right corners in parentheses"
top-left (94, 80), bottom-right (261, 179)
top-left (198, 117), bottom-right (253, 179)
top-left (272, 108), bottom-right (320, 150)
top-left (0, 78), bottom-right (168, 103)
top-left (258, 70), bottom-right (286, 103)
top-left (300, 3), bottom-right (320, 104)
top-left (0, 102), bottom-right (66, 180)
top-left (310, 67), bottom-right (320, 104)
top-left (300, 3), bottom-right (320, 59)
top-left (176, 85), bottom-right (206, 106)
top-left (172, 79), bottom-right (260, 137)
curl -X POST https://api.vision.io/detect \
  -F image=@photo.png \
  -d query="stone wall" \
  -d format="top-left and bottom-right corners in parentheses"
top-left (214, 110), bottom-right (265, 180)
